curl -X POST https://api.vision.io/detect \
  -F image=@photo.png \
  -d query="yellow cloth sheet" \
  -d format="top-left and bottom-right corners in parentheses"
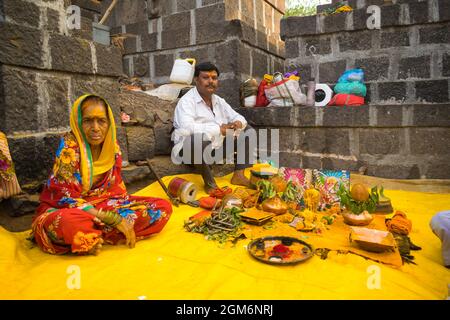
top-left (1, 169), bottom-right (449, 300)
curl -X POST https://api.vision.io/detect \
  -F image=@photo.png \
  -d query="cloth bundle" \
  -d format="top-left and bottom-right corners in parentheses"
top-left (386, 211), bottom-right (412, 235)
top-left (0, 131), bottom-right (21, 199)
top-left (328, 69), bottom-right (366, 106)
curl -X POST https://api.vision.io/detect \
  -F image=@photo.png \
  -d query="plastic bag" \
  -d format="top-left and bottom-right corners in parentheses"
top-left (337, 68), bottom-right (364, 83)
top-left (264, 79), bottom-right (306, 106)
top-left (334, 82), bottom-right (367, 97)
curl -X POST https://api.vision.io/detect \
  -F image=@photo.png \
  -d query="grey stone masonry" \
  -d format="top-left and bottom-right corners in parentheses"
top-left (237, 104), bottom-right (450, 179)
top-left (0, 0), bottom-right (126, 189)
top-left (110, 0), bottom-right (286, 107)
top-left (281, 0), bottom-right (450, 105)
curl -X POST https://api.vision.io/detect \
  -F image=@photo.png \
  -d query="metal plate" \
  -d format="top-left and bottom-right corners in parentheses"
top-left (247, 236), bottom-right (314, 265)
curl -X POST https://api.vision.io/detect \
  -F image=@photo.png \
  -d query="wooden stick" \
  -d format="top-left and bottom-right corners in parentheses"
top-left (99, 0), bottom-right (118, 25)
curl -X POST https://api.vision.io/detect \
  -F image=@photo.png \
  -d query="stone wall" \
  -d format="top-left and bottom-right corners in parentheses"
top-left (281, 0), bottom-right (450, 104)
top-left (0, 0), bottom-right (124, 190)
top-left (109, 0), bottom-right (286, 107)
top-left (238, 104), bottom-right (450, 179)
top-left (237, 0), bottom-right (450, 179)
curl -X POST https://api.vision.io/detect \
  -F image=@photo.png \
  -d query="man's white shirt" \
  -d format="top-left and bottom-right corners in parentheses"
top-left (172, 87), bottom-right (247, 153)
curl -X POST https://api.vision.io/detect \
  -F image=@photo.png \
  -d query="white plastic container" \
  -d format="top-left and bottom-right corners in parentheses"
top-left (169, 58), bottom-right (196, 85)
top-left (244, 95), bottom-right (257, 107)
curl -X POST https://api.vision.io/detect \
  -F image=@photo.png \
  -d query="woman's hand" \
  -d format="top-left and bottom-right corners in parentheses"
top-left (115, 219), bottom-right (136, 248)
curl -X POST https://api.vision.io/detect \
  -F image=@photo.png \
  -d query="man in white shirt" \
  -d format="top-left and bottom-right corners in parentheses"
top-left (171, 62), bottom-right (254, 193)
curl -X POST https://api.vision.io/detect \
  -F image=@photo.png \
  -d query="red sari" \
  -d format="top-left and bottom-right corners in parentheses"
top-left (31, 132), bottom-right (172, 255)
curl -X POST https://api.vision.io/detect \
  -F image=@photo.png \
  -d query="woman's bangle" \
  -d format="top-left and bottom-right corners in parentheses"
top-left (98, 209), bottom-right (123, 227)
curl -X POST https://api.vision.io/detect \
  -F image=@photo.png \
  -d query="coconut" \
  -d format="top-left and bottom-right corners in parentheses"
top-left (350, 183), bottom-right (369, 202)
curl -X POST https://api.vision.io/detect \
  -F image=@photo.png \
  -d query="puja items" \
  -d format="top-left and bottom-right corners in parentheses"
top-left (250, 169), bottom-right (275, 186)
top-left (313, 169), bottom-right (350, 208)
top-left (208, 186), bottom-right (232, 199)
top-left (278, 167), bottom-right (312, 190)
top-left (386, 211), bottom-right (412, 235)
top-left (349, 227), bottom-right (396, 253)
top-left (247, 236), bottom-right (314, 265)
top-left (337, 183), bottom-right (379, 226)
top-left (233, 187), bottom-right (260, 208)
top-left (303, 188), bottom-right (320, 212)
top-left (184, 206), bottom-right (244, 243)
top-left (256, 180), bottom-right (288, 215)
top-left (239, 208), bottom-right (275, 226)
top-left (168, 177), bottom-right (198, 204)
top-left (374, 186), bottom-right (393, 214)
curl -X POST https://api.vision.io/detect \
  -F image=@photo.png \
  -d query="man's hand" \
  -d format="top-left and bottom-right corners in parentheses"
top-left (220, 123), bottom-right (233, 136)
top-left (230, 121), bottom-right (243, 130)
top-left (115, 219), bottom-right (136, 248)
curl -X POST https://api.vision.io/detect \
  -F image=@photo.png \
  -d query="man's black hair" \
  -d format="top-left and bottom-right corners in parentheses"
top-left (194, 62), bottom-right (220, 77)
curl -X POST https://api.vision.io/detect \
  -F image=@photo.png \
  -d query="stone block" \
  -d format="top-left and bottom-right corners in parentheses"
top-left (46, 8), bottom-right (61, 33)
top-left (241, 0), bottom-right (255, 26)
top-left (352, 8), bottom-right (369, 31)
top-left (0, 22), bottom-right (43, 68)
top-left (1, 66), bottom-right (39, 133)
top-left (380, 29), bottom-right (409, 48)
top-left (355, 56), bottom-right (389, 81)
top-left (95, 43), bottom-right (123, 77)
top-left (116, 126), bottom-right (128, 162)
top-left (301, 155), bottom-right (322, 170)
top-left (196, 22), bottom-right (227, 44)
top-left (50, 34), bottom-right (92, 74)
top-left (162, 10), bottom-right (191, 31)
top-left (180, 47), bottom-right (209, 64)
top-left (69, 16), bottom-right (93, 41)
top-left (196, 2), bottom-right (225, 27)
top-left (398, 56), bottom-right (430, 80)
top-left (419, 24), bottom-right (449, 44)
top-left (285, 38), bottom-right (299, 57)
top-left (280, 16), bottom-right (317, 40)
top-left (43, 76), bottom-right (70, 129)
top-left (162, 28), bottom-right (190, 49)
top-left (415, 80), bottom-right (449, 103)
top-left (123, 36), bottom-right (137, 54)
top-left (338, 30), bottom-right (372, 52)
top-left (126, 126), bottom-right (156, 161)
top-left (154, 125), bottom-right (173, 155)
top-left (321, 158), bottom-right (363, 172)
top-left (323, 106), bottom-right (370, 127)
top-left (378, 82), bottom-right (407, 102)
top-left (413, 104), bottom-right (450, 127)
top-left (439, 0), bottom-right (450, 22)
top-left (238, 44), bottom-right (251, 75)
top-left (141, 33), bottom-right (157, 52)
top-left (366, 164), bottom-right (421, 179)
top-left (133, 55), bottom-right (150, 78)
top-left (323, 11), bottom-right (348, 33)
top-left (279, 151), bottom-right (302, 168)
top-left (380, 4), bottom-right (400, 27)
top-left (410, 128), bottom-right (450, 155)
top-left (125, 21), bottom-right (148, 36)
top-left (252, 50), bottom-right (269, 78)
top-left (8, 133), bottom-right (61, 185)
top-left (215, 40), bottom-right (238, 74)
top-left (304, 35), bottom-right (331, 56)
top-left (443, 53), bottom-right (450, 77)
top-left (359, 129), bottom-right (401, 155)
top-left (409, 1), bottom-right (429, 24)
top-left (177, 0), bottom-right (196, 11)
top-left (319, 60), bottom-right (346, 83)
top-left (425, 162), bottom-right (450, 179)
top-left (4, 0), bottom-right (40, 28)
top-left (154, 53), bottom-right (174, 77)
top-left (216, 78), bottom-right (240, 109)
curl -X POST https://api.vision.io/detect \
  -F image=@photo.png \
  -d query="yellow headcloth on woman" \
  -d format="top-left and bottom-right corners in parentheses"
top-left (70, 94), bottom-right (118, 193)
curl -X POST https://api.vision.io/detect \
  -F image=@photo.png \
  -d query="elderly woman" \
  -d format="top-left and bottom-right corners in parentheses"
top-left (31, 94), bottom-right (172, 255)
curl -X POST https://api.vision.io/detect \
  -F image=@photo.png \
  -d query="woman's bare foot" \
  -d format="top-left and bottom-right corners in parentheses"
top-left (88, 238), bottom-right (103, 256)
top-left (231, 170), bottom-right (253, 188)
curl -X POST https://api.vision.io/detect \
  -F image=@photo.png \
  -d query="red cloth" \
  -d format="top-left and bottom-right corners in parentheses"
top-left (32, 133), bottom-right (172, 255)
top-left (327, 93), bottom-right (364, 106)
top-left (255, 79), bottom-right (270, 107)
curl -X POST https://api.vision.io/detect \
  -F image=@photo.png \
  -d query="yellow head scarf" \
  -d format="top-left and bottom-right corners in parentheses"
top-left (70, 94), bottom-right (118, 193)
